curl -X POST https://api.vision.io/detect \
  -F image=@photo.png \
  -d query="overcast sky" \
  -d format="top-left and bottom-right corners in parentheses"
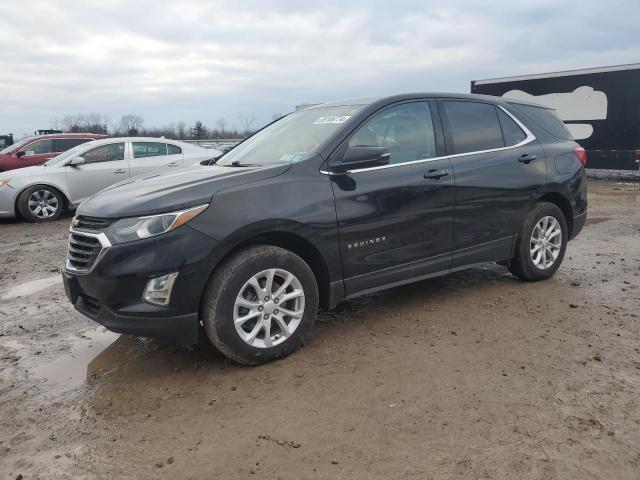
top-left (1, 0), bottom-right (639, 137)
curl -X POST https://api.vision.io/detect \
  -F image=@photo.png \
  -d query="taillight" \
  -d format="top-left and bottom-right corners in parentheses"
top-left (574, 146), bottom-right (587, 167)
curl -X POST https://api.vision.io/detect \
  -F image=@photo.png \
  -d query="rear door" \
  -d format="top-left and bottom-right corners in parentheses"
top-left (65, 142), bottom-right (129, 205)
top-left (130, 142), bottom-right (183, 176)
top-left (437, 99), bottom-right (547, 267)
top-left (330, 100), bottom-right (454, 296)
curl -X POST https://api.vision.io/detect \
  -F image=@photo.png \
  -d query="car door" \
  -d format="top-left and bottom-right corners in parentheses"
top-left (437, 99), bottom-right (547, 267)
top-left (329, 100), bottom-right (454, 296)
top-left (65, 142), bottom-right (130, 205)
top-left (19, 139), bottom-right (55, 167)
top-left (130, 142), bottom-right (183, 177)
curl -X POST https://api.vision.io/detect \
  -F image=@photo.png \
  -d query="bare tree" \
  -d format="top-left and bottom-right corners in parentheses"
top-left (119, 114), bottom-right (144, 136)
top-left (50, 117), bottom-right (62, 131)
top-left (237, 112), bottom-right (256, 136)
top-left (82, 113), bottom-right (109, 134)
top-left (61, 114), bottom-right (85, 133)
top-left (176, 121), bottom-right (187, 140)
top-left (215, 117), bottom-right (228, 138)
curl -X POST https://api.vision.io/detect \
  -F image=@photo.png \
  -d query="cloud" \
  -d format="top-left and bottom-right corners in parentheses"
top-left (0, 0), bottom-right (638, 136)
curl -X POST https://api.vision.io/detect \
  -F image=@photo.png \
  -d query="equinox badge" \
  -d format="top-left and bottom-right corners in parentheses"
top-left (347, 236), bottom-right (386, 250)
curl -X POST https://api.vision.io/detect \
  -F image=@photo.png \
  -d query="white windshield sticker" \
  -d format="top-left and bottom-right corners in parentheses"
top-left (313, 115), bottom-right (351, 125)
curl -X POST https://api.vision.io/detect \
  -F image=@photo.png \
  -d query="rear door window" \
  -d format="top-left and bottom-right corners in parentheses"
top-left (53, 138), bottom-right (92, 152)
top-left (133, 142), bottom-right (168, 158)
top-left (511, 104), bottom-right (573, 140)
top-left (497, 109), bottom-right (527, 146)
top-left (440, 101), bottom-right (504, 154)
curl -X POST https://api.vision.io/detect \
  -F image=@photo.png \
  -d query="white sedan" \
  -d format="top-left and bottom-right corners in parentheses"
top-left (0, 137), bottom-right (221, 222)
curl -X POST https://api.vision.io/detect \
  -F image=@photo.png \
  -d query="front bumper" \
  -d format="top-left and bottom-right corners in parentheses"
top-left (0, 185), bottom-right (17, 218)
top-left (62, 225), bottom-right (219, 346)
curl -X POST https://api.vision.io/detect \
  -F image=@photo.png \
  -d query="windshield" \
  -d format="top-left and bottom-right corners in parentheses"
top-left (44, 143), bottom-right (88, 165)
top-left (0, 137), bottom-right (34, 154)
top-left (216, 105), bottom-right (364, 167)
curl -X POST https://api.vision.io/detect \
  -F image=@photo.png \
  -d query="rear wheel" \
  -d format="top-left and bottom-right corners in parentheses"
top-left (201, 245), bottom-right (319, 365)
top-left (16, 185), bottom-right (64, 222)
top-left (509, 202), bottom-right (568, 281)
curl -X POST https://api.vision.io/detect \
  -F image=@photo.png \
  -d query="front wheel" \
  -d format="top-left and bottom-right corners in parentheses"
top-left (201, 245), bottom-right (319, 365)
top-left (509, 202), bottom-right (568, 281)
top-left (16, 185), bottom-right (64, 222)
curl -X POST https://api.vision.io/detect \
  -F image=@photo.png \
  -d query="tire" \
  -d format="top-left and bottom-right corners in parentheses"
top-left (509, 202), bottom-right (568, 281)
top-left (16, 185), bottom-right (64, 222)
top-left (201, 245), bottom-right (319, 365)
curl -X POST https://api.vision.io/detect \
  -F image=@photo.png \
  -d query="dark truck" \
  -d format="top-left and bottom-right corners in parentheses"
top-left (471, 63), bottom-right (640, 170)
top-left (0, 134), bottom-right (13, 150)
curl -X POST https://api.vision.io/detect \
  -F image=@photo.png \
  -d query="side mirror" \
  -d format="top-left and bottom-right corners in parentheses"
top-left (16, 151), bottom-right (30, 158)
top-left (332, 146), bottom-right (390, 173)
top-left (68, 156), bottom-right (86, 166)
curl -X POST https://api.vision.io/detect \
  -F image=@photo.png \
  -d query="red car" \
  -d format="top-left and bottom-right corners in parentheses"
top-left (0, 133), bottom-right (107, 171)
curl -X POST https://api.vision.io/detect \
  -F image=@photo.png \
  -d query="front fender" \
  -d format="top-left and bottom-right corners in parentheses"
top-left (14, 179), bottom-right (72, 208)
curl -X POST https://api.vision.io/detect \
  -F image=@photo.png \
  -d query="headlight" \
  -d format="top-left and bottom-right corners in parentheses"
top-left (105, 204), bottom-right (209, 244)
top-left (0, 178), bottom-right (11, 187)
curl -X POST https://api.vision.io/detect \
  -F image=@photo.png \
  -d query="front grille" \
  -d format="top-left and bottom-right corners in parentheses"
top-left (74, 215), bottom-right (114, 231)
top-left (66, 232), bottom-right (104, 272)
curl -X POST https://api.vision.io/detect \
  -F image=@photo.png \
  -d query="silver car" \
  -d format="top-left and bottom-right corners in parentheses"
top-left (0, 137), bottom-right (220, 222)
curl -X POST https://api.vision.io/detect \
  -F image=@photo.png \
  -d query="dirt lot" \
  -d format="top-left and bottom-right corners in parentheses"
top-left (1, 180), bottom-right (639, 479)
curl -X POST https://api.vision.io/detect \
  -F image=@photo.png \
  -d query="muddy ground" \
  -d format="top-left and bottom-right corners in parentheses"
top-left (0, 180), bottom-right (639, 479)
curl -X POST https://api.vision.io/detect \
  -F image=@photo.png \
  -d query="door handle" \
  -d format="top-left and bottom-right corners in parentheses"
top-left (518, 154), bottom-right (537, 164)
top-left (423, 169), bottom-right (449, 180)
top-left (167, 161), bottom-right (179, 167)
top-left (113, 169), bottom-right (127, 174)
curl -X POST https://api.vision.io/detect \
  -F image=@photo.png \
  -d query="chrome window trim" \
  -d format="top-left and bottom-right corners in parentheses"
top-left (321, 105), bottom-right (535, 175)
top-left (64, 227), bottom-right (112, 275)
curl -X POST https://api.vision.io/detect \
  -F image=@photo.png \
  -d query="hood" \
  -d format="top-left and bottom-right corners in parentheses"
top-left (0, 164), bottom-right (51, 182)
top-left (77, 163), bottom-right (291, 218)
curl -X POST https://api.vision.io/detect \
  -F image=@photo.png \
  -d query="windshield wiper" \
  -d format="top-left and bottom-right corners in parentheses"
top-left (228, 160), bottom-right (261, 167)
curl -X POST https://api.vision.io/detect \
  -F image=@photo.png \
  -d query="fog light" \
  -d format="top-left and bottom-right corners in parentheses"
top-left (143, 273), bottom-right (178, 306)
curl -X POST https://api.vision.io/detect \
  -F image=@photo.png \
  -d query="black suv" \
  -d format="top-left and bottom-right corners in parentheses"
top-left (62, 93), bottom-right (587, 365)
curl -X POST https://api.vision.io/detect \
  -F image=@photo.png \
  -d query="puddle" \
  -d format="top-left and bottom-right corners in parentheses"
top-left (31, 327), bottom-right (120, 395)
top-left (2, 275), bottom-right (63, 300)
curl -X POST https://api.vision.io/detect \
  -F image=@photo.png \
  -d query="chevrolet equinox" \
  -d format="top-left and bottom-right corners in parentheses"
top-left (62, 93), bottom-right (588, 365)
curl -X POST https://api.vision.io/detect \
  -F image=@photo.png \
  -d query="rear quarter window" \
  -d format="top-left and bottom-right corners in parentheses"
top-left (510, 103), bottom-right (573, 140)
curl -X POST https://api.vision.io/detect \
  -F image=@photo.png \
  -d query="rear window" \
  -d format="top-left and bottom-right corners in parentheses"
top-left (510, 104), bottom-right (573, 140)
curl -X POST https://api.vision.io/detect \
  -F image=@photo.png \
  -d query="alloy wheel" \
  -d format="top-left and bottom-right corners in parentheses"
top-left (530, 215), bottom-right (562, 269)
top-left (28, 190), bottom-right (59, 219)
top-left (233, 268), bottom-right (305, 348)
